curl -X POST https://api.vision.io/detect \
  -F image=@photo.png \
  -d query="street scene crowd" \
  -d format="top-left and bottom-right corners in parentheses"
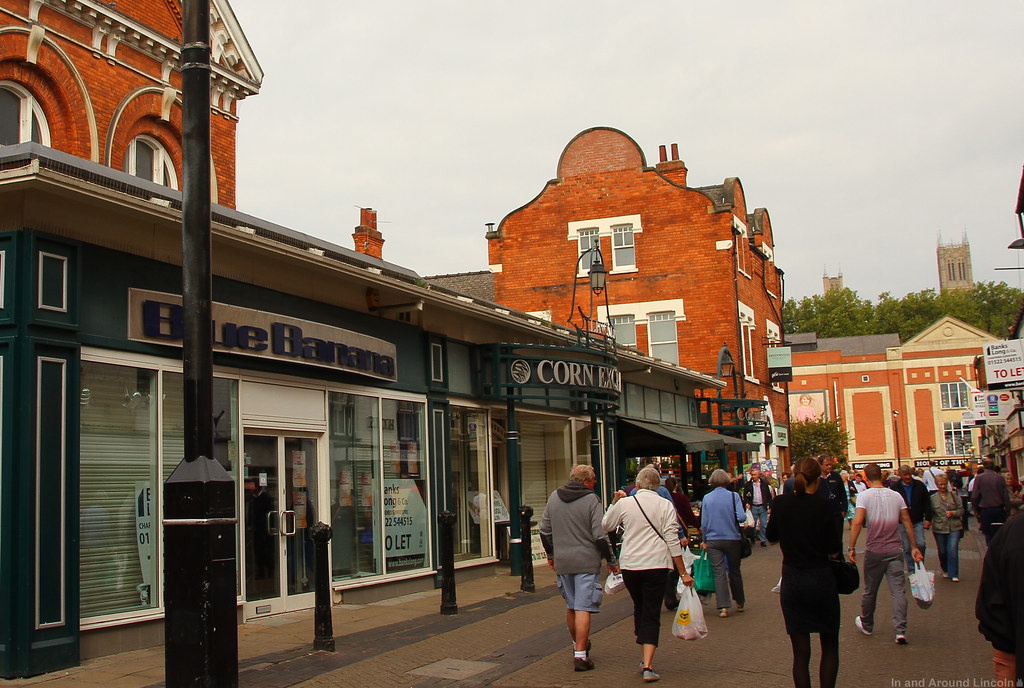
top-left (539, 457), bottom-right (1023, 687)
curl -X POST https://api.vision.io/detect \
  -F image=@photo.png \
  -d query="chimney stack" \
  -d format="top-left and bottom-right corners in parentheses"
top-left (655, 143), bottom-right (688, 186)
top-left (353, 207), bottom-right (384, 260)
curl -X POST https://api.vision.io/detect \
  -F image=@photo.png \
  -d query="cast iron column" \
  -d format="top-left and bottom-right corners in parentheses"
top-left (438, 510), bottom-right (458, 615)
top-left (506, 396), bottom-right (522, 576)
top-left (519, 505), bottom-right (535, 593)
top-left (311, 522), bottom-right (334, 651)
top-left (163, 0), bottom-right (238, 684)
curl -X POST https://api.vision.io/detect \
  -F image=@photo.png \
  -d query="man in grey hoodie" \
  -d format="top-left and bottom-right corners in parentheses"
top-left (540, 464), bottom-right (619, 672)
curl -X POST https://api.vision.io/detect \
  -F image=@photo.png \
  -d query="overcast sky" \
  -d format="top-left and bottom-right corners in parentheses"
top-left (232, 1), bottom-right (1024, 302)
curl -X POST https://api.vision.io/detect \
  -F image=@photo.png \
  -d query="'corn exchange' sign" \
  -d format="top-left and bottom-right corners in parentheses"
top-left (481, 343), bottom-right (620, 409)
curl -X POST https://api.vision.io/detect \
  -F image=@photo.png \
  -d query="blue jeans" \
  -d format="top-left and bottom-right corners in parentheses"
top-left (932, 530), bottom-right (960, 579)
top-left (899, 520), bottom-right (926, 571)
top-left (750, 504), bottom-right (769, 543)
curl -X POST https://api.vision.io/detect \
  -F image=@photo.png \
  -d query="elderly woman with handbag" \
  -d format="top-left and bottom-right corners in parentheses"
top-left (699, 468), bottom-right (746, 617)
top-left (603, 466), bottom-right (692, 683)
top-left (766, 457), bottom-right (842, 688)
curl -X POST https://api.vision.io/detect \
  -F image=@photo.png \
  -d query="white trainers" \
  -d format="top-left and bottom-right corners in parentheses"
top-left (895, 634), bottom-right (907, 645)
top-left (855, 616), bottom-right (872, 636)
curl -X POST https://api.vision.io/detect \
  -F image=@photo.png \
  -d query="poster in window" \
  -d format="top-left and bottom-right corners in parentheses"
top-left (789, 391), bottom-right (828, 422)
top-left (292, 450), bottom-right (307, 488)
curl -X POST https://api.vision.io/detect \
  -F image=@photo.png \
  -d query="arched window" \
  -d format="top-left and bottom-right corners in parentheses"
top-left (0, 82), bottom-right (50, 146)
top-left (123, 135), bottom-right (178, 189)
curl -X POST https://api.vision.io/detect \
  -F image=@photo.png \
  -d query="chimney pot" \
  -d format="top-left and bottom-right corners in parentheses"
top-left (659, 145), bottom-right (667, 163)
top-left (671, 143), bottom-right (679, 161)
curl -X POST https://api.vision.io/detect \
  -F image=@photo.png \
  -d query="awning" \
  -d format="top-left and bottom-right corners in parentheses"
top-left (721, 436), bottom-right (761, 452)
top-left (618, 418), bottom-right (762, 455)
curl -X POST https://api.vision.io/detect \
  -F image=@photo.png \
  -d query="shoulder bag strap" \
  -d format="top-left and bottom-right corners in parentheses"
top-left (633, 494), bottom-right (666, 541)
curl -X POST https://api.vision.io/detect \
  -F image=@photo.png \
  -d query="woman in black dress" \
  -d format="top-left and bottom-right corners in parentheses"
top-left (766, 457), bottom-right (841, 688)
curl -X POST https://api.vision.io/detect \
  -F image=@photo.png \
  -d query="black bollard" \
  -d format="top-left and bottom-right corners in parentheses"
top-left (438, 510), bottom-right (458, 615)
top-left (311, 522), bottom-right (335, 652)
top-left (519, 505), bottom-right (535, 593)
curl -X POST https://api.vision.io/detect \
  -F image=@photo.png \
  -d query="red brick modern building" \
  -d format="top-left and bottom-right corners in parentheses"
top-left (1, 0), bottom-right (261, 205)
top-left (486, 127), bottom-right (790, 474)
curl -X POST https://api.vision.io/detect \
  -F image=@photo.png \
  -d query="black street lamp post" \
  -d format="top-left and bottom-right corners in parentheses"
top-left (892, 410), bottom-right (902, 468)
top-left (163, 0), bottom-right (238, 684)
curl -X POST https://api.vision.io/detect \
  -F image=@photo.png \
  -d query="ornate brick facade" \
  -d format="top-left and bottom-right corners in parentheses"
top-left (0, 0), bottom-right (261, 206)
top-left (487, 127), bottom-right (789, 465)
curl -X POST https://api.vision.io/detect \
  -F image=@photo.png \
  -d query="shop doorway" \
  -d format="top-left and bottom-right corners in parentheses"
top-left (242, 432), bottom-right (320, 617)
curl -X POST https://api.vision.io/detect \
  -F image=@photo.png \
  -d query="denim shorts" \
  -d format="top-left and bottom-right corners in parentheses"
top-left (557, 572), bottom-right (603, 612)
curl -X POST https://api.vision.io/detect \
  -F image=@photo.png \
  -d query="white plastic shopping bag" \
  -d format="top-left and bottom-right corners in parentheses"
top-left (909, 562), bottom-right (935, 609)
top-left (744, 508), bottom-right (755, 528)
top-left (680, 547), bottom-right (697, 573)
top-left (604, 572), bottom-right (625, 595)
top-left (672, 586), bottom-right (708, 640)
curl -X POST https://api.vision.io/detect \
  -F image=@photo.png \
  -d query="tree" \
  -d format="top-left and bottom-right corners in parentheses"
top-left (784, 282), bottom-right (1023, 339)
top-left (783, 288), bottom-right (874, 338)
top-left (790, 419), bottom-right (850, 464)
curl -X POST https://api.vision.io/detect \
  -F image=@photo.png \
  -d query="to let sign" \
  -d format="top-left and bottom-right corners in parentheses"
top-left (983, 340), bottom-right (1024, 390)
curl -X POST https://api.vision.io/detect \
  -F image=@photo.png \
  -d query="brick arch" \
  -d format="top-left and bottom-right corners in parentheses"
top-left (0, 28), bottom-right (98, 160)
top-left (107, 87), bottom-right (182, 181)
top-left (556, 127), bottom-right (646, 179)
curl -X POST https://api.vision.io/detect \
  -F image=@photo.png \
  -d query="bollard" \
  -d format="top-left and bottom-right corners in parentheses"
top-left (311, 522), bottom-right (335, 652)
top-left (438, 510), bottom-right (458, 615)
top-left (519, 505), bottom-right (535, 593)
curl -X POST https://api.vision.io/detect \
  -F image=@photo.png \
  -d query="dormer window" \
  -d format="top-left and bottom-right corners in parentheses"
top-left (124, 136), bottom-right (178, 189)
top-left (0, 82), bottom-right (50, 146)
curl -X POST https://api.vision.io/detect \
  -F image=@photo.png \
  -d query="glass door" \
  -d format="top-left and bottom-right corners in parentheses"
top-left (243, 432), bottom-right (320, 617)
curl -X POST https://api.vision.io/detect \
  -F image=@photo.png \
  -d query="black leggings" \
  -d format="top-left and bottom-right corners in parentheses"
top-left (790, 631), bottom-right (839, 688)
top-left (623, 568), bottom-right (669, 647)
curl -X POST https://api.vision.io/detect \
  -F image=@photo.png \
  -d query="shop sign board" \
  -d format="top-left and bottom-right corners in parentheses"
top-left (983, 339), bottom-right (1024, 390)
top-left (128, 289), bottom-right (397, 381)
top-left (766, 346), bottom-right (793, 382)
top-left (852, 460), bottom-right (894, 471)
top-left (508, 358), bottom-right (621, 394)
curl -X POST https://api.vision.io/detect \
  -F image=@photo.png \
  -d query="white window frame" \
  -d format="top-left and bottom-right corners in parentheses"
top-left (734, 216), bottom-right (749, 278)
top-left (0, 81), bottom-right (50, 146)
top-left (567, 214), bottom-right (642, 275)
top-left (738, 302), bottom-right (757, 382)
top-left (943, 421), bottom-right (972, 455)
top-left (124, 135), bottom-right (178, 189)
top-left (576, 227), bottom-right (599, 275)
top-left (648, 311), bottom-right (678, 364)
top-left (610, 314), bottom-right (636, 347)
top-left (939, 381), bottom-right (969, 410)
top-left (611, 224), bottom-right (635, 271)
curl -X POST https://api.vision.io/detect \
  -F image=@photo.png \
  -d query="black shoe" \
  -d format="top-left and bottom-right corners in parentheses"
top-left (574, 655), bottom-right (595, 671)
top-left (760, 541), bottom-right (767, 548)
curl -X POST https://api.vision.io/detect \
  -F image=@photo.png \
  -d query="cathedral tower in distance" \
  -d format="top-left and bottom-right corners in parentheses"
top-left (937, 235), bottom-right (973, 291)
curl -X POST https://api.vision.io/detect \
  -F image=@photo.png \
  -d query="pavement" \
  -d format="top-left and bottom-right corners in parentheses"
top-left (8, 524), bottom-right (998, 688)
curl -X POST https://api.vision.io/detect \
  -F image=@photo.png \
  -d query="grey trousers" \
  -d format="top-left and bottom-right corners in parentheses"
top-left (860, 550), bottom-right (907, 635)
top-left (706, 539), bottom-right (744, 610)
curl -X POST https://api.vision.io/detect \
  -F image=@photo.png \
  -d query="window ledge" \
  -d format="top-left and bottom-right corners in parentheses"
top-left (610, 267), bottom-right (639, 275)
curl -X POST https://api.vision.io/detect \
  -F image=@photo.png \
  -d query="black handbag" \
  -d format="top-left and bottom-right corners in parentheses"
top-left (831, 556), bottom-right (860, 595)
top-left (740, 537), bottom-right (752, 559)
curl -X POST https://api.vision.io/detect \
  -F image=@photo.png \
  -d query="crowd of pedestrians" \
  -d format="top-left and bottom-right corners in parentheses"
top-left (537, 455), bottom-right (1022, 686)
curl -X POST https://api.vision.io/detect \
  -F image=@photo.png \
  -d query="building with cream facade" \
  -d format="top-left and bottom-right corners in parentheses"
top-left (790, 317), bottom-right (997, 470)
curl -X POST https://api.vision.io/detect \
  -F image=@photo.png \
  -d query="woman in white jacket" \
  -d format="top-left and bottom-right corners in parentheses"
top-left (602, 466), bottom-right (692, 683)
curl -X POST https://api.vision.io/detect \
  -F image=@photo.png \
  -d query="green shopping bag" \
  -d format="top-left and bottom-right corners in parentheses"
top-left (693, 552), bottom-right (715, 594)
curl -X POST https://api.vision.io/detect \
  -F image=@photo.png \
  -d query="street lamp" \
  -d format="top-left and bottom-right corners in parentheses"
top-left (568, 247), bottom-right (611, 339)
top-left (892, 410), bottom-right (901, 468)
top-left (716, 344), bottom-right (737, 392)
top-left (921, 445), bottom-right (936, 465)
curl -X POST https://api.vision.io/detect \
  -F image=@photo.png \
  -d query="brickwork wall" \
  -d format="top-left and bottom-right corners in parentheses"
top-left (489, 127), bottom-right (788, 458)
top-left (1, 0), bottom-right (239, 206)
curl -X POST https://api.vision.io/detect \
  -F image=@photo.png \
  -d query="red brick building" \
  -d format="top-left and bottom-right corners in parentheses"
top-left (486, 127), bottom-right (790, 473)
top-left (0, 0), bottom-right (261, 206)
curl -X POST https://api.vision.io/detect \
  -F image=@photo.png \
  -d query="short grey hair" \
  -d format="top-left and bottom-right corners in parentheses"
top-left (635, 466), bottom-right (662, 491)
top-left (570, 464), bottom-right (595, 483)
top-left (709, 469), bottom-right (731, 488)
